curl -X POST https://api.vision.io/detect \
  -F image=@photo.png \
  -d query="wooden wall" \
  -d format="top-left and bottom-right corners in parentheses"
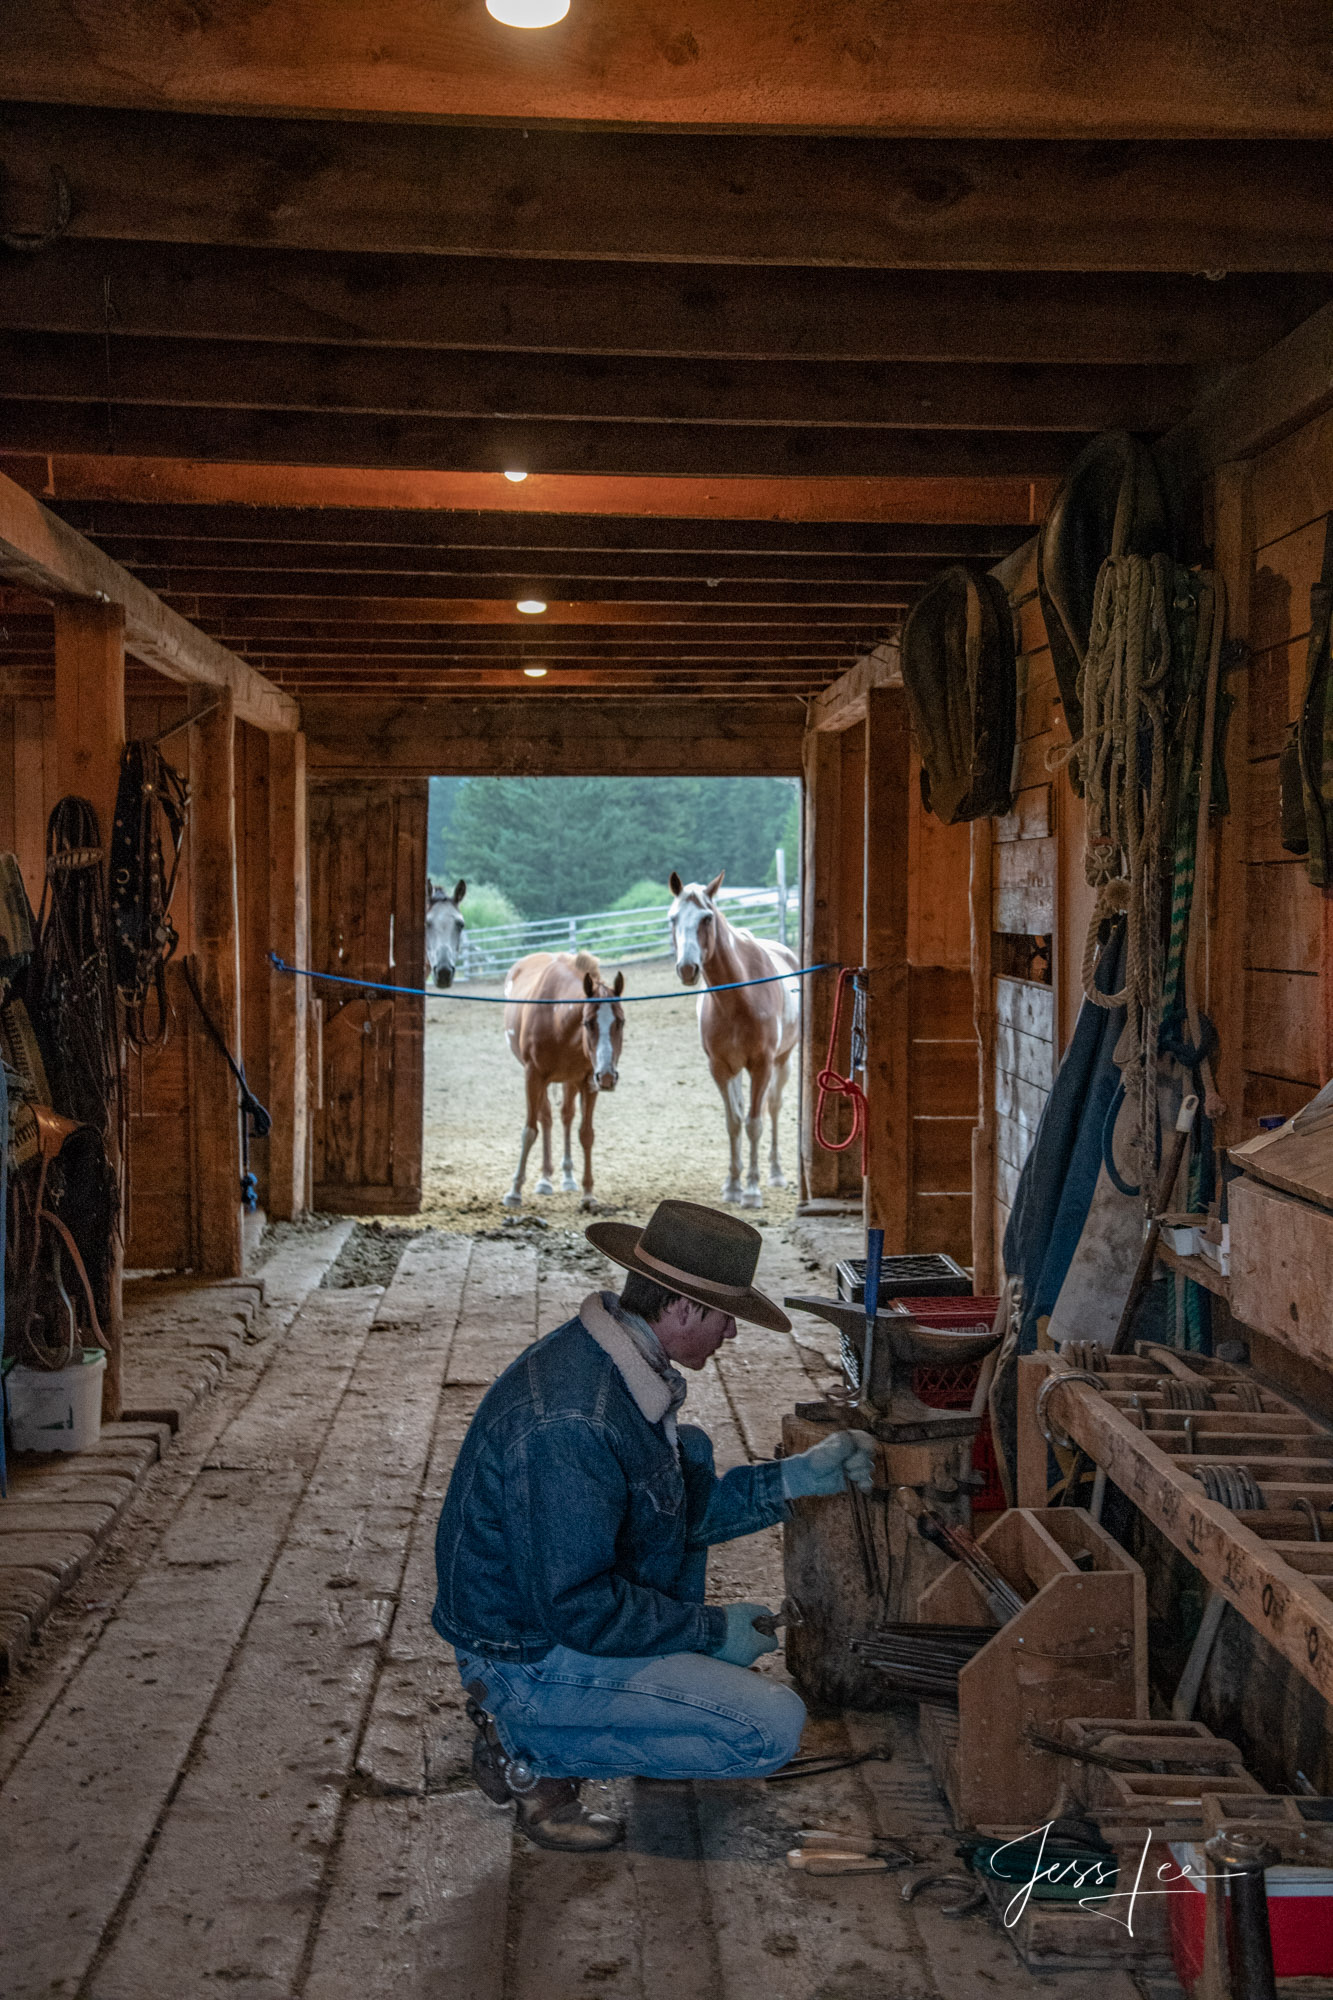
top-left (976, 408), bottom-right (1333, 1286)
top-left (0, 677), bottom-right (287, 1270)
top-left (1239, 409), bottom-right (1333, 1123)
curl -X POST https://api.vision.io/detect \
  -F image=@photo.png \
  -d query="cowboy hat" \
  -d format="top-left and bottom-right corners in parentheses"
top-left (585, 1199), bottom-right (791, 1333)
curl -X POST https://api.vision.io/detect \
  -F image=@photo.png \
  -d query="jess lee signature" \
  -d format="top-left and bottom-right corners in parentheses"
top-left (995, 1822), bottom-right (1233, 1936)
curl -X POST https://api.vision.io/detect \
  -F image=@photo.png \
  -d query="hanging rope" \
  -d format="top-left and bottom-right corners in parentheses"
top-left (814, 966), bottom-right (868, 1172)
top-left (109, 737), bottom-right (190, 1050)
top-left (1073, 553), bottom-right (1175, 1191)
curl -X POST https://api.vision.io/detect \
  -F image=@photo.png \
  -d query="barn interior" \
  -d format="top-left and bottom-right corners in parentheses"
top-left (2, 9), bottom-right (1333, 1998)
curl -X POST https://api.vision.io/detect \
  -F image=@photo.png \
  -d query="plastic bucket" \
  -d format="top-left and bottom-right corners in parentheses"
top-left (6, 1348), bottom-right (106, 1453)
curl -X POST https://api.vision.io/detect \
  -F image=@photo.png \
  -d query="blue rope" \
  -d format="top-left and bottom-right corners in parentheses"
top-left (268, 952), bottom-right (837, 1004)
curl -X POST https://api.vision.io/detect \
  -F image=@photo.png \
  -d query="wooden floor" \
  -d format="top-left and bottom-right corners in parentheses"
top-left (0, 1229), bottom-right (1145, 2000)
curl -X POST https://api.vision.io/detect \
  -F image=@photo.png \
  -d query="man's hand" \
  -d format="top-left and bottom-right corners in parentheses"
top-left (780, 1429), bottom-right (877, 1500)
top-left (710, 1602), bottom-right (780, 1667)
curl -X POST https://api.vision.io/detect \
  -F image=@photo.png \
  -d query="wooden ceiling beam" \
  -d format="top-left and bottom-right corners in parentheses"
top-left (57, 505), bottom-right (1025, 558)
top-left (135, 569), bottom-right (911, 608)
top-left (15, 457), bottom-right (1053, 526)
top-left (90, 538), bottom-right (959, 582)
top-left (8, 241), bottom-right (1324, 370)
top-left (2, 334), bottom-right (1203, 435)
top-left (162, 597), bottom-right (888, 629)
top-left (4, 109), bottom-right (1329, 265)
top-left (0, 405), bottom-right (1080, 481)
top-left (0, 469), bottom-right (297, 732)
top-left (3, 10), bottom-right (1328, 137)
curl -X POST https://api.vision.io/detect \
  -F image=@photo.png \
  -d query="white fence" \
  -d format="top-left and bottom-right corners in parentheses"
top-left (454, 884), bottom-right (799, 984)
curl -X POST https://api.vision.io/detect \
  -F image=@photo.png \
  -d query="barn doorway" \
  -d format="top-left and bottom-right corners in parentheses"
top-left (419, 773), bottom-right (803, 1231)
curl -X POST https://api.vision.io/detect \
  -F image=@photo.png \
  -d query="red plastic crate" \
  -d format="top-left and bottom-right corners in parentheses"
top-left (893, 1296), bottom-right (1006, 1513)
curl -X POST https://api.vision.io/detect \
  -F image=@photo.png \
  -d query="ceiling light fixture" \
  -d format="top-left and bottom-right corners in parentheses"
top-left (523, 664), bottom-right (549, 678)
top-left (503, 469), bottom-right (528, 483)
top-left (486, 0), bottom-right (570, 26)
top-left (517, 598), bottom-right (547, 614)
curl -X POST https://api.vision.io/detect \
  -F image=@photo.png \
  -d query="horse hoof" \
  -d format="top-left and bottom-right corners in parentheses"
top-left (741, 1189), bottom-right (763, 1210)
top-left (579, 1195), bottom-right (598, 1214)
top-left (535, 1178), bottom-right (554, 1196)
top-left (721, 1184), bottom-right (743, 1204)
top-left (561, 1177), bottom-right (579, 1194)
top-left (768, 1173), bottom-right (788, 1189)
top-left (503, 1192), bottom-right (522, 1209)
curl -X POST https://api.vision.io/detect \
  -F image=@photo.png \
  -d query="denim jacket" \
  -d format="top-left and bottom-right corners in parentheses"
top-left (432, 1312), bottom-right (788, 1660)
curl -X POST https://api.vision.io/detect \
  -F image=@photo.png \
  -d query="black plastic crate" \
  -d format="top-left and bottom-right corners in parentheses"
top-left (835, 1252), bottom-right (971, 1304)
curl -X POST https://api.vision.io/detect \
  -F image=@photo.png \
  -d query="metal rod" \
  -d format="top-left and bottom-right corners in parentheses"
top-left (151, 697), bottom-right (221, 746)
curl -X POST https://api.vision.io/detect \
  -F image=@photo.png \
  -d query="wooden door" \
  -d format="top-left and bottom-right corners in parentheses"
top-left (309, 778), bottom-right (427, 1214)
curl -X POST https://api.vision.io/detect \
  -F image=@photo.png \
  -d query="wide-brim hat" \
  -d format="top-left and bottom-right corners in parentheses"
top-left (585, 1199), bottom-right (791, 1333)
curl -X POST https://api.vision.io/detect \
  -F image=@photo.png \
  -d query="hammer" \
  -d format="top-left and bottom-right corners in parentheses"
top-left (753, 1596), bottom-right (805, 1637)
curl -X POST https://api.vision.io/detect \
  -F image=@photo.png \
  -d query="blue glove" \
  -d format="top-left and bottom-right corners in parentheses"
top-left (710, 1602), bottom-right (779, 1667)
top-left (781, 1429), bottom-right (877, 1500)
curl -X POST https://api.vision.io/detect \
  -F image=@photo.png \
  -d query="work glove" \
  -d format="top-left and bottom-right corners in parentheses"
top-left (710, 1602), bottom-right (780, 1668)
top-left (780, 1429), bottom-right (877, 1500)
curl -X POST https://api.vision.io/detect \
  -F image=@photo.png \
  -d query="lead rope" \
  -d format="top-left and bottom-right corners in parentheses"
top-left (814, 966), bottom-right (868, 1173)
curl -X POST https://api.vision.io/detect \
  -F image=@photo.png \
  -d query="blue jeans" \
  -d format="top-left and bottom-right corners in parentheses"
top-left (457, 1643), bottom-right (806, 1781)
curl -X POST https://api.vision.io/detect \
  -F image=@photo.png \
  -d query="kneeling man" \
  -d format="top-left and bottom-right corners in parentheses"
top-left (433, 1199), bottom-right (874, 1850)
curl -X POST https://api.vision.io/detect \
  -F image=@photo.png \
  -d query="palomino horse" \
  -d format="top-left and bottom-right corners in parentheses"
top-left (668, 870), bottom-right (799, 1209)
top-left (425, 879), bottom-right (466, 987)
top-left (503, 951), bottom-right (626, 1210)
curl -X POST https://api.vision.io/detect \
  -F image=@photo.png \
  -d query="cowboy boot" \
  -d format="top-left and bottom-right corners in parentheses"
top-left (464, 1685), bottom-right (512, 1806)
top-left (511, 1775), bottom-right (625, 1853)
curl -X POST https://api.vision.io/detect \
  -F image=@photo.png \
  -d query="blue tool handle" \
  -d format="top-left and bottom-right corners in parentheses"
top-left (863, 1228), bottom-right (884, 1322)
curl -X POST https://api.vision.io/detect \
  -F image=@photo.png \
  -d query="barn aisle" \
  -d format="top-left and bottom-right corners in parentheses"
top-left (0, 1233), bottom-right (1139, 2000)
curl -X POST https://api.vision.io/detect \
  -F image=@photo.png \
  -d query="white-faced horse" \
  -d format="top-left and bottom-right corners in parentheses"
top-left (503, 951), bottom-right (626, 1210)
top-left (668, 870), bottom-right (799, 1209)
top-left (425, 879), bottom-right (466, 987)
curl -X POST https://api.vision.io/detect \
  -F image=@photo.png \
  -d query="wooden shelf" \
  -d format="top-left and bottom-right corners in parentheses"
top-left (1155, 1239), bottom-right (1230, 1300)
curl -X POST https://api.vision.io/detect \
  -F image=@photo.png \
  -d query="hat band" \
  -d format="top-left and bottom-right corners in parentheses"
top-left (635, 1243), bottom-right (750, 1300)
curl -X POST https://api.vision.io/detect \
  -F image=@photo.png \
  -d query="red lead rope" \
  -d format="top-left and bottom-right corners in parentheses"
top-left (814, 966), bottom-right (868, 1172)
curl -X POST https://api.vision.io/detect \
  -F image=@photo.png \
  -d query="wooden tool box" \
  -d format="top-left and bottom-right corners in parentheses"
top-left (916, 1507), bottom-right (1147, 1830)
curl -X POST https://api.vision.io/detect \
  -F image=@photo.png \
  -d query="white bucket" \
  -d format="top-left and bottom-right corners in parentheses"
top-left (6, 1349), bottom-right (106, 1453)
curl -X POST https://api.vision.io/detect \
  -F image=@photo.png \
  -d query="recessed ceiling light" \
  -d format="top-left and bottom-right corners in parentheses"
top-left (517, 598), bottom-right (547, 614)
top-left (503, 469), bottom-right (528, 483)
top-left (487, 0), bottom-right (569, 24)
top-left (523, 664), bottom-right (549, 678)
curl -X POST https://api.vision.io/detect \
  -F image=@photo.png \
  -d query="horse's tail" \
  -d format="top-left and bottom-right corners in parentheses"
top-left (572, 950), bottom-right (601, 979)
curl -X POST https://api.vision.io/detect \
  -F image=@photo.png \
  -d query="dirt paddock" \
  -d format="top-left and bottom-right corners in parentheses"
top-left (418, 956), bottom-right (802, 1235)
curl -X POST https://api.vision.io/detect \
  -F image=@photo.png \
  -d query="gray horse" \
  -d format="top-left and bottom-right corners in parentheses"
top-left (426, 879), bottom-right (467, 987)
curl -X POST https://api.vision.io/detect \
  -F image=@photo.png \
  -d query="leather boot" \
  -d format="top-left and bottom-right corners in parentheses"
top-left (464, 1686), bottom-right (512, 1807)
top-left (513, 1776), bottom-right (625, 1853)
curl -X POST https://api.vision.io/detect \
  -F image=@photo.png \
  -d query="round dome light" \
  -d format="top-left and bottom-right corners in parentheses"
top-left (517, 598), bottom-right (547, 614)
top-left (523, 664), bottom-right (549, 678)
top-left (487, 0), bottom-right (570, 25)
top-left (503, 469), bottom-right (528, 483)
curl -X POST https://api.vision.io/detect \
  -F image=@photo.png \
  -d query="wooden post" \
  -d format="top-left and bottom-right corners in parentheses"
top-left (970, 817), bottom-right (999, 1291)
top-left (801, 727), bottom-right (842, 1200)
top-left (53, 597), bottom-right (125, 1416)
top-left (266, 731), bottom-right (309, 1219)
top-left (188, 688), bottom-right (244, 1276)
top-left (1210, 461), bottom-right (1252, 1153)
top-left (862, 684), bottom-right (911, 1244)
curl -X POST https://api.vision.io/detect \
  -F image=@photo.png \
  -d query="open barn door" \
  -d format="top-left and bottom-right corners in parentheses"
top-left (309, 778), bottom-right (427, 1214)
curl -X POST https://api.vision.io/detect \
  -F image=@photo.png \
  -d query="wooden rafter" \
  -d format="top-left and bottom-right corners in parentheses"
top-left (2, 7), bottom-right (1328, 134)
top-left (0, 470), bottom-right (297, 732)
top-left (5, 109), bottom-right (1330, 267)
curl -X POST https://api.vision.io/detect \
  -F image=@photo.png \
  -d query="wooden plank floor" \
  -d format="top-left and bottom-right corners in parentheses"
top-left (0, 1227), bottom-right (1145, 2000)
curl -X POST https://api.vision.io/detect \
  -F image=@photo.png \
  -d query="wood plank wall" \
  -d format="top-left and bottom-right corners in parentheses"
top-left (0, 680), bottom-right (286, 1269)
top-left (1241, 407), bottom-right (1333, 1122)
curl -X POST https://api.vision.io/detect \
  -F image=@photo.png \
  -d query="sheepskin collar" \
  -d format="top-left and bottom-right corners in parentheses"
top-left (579, 1290), bottom-right (687, 1437)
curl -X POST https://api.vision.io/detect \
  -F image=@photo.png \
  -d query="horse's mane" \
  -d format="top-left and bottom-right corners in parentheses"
top-left (571, 950), bottom-right (601, 979)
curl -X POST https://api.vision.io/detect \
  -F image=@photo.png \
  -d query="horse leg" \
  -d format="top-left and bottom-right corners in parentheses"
top-left (504, 1069), bottom-right (545, 1208)
top-left (742, 1057), bottom-right (774, 1209)
top-left (534, 1084), bottom-right (555, 1196)
top-left (709, 1061), bottom-right (745, 1204)
top-left (578, 1084), bottom-right (598, 1212)
top-left (559, 1082), bottom-right (579, 1193)
top-left (767, 1050), bottom-right (792, 1188)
